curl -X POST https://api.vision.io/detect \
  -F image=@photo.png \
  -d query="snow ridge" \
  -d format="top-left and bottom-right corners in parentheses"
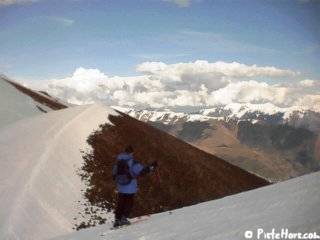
top-left (0, 76), bottom-right (52, 128)
top-left (0, 104), bottom-right (117, 240)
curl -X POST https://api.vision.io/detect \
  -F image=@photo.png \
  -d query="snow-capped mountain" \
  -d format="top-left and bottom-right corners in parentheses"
top-left (118, 105), bottom-right (320, 182)
top-left (53, 170), bottom-right (320, 240)
top-left (117, 103), bottom-right (320, 132)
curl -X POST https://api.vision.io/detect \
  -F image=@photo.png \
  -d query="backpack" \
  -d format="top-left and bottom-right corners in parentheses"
top-left (114, 159), bottom-right (133, 185)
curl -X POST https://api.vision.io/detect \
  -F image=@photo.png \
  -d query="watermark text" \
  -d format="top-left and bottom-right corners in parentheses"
top-left (244, 228), bottom-right (320, 239)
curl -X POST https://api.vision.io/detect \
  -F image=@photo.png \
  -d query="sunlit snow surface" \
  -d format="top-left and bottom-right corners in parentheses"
top-left (0, 77), bottom-right (52, 128)
top-left (54, 171), bottom-right (320, 240)
top-left (0, 104), bottom-right (117, 240)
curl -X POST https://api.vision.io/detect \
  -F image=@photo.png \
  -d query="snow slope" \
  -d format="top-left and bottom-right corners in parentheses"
top-left (54, 171), bottom-right (320, 240)
top-left (0, 104), bottom-right (117, 240)
top-left (0, 76), bottom-right (53, 128)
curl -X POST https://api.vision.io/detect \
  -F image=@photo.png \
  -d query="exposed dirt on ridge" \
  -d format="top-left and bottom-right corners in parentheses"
top-left (79, 112), bottom-right (269, 226)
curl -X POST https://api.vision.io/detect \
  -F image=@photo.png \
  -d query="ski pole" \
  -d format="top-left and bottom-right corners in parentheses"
top-left (155, 166), bottom-right (161, 183)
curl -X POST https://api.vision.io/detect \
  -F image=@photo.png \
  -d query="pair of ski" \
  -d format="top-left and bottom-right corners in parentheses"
top-left (100, 215), bottom-right (150, 236)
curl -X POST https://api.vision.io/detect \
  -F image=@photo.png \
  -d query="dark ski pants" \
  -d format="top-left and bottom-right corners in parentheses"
top-left (115, 193), bottom-right (135, 220)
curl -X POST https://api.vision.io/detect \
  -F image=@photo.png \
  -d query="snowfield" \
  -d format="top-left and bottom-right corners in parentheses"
top-left (0, 76), bottom-right (53, 129)
top-left (0, 104), bottom-right (117, 240)
top-left (53, 171), bottom-right (320, 240)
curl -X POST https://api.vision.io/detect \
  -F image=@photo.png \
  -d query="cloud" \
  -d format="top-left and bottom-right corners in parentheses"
top-left (27, 61), bottom-right (319, 111)
top-left (49, 17), bottom-right (75, 27)
top-left (136, 60), bottom-right (297, 79)
top-left (294, 95), bottom-right (320, 112)
top-left (163, 0), bottom-right (192, 7)
top-left (207, 80), bottom-right (288, 106)
top-left (0, 0), bottom-right (37, 6)
top-left (299, 79), bottom-right (316, 87)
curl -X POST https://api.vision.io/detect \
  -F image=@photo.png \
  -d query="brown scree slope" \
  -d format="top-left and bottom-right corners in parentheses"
top-left (81, 112), bottom-right (270, 218)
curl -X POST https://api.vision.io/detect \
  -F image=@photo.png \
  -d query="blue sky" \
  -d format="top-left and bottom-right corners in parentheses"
top-left (0, 0), bottom-right (319, 81)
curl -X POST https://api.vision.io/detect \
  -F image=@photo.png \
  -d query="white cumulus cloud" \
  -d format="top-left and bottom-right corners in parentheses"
top-left (299, 79), bottom-right (316, 87)
top-left (137, 61), bottom-right (297, 78)
top-left (294, 95), bottom-right (320, 112)
top-left (207, 80), bottom-right (289, 106)
top-left (27, 60), bottom-right (319, 111)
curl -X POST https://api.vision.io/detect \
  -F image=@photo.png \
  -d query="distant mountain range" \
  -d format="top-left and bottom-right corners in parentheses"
top-left (118, 105), bottom-right (320, 182)
top-left (118, 103), bottom-right (320, 132)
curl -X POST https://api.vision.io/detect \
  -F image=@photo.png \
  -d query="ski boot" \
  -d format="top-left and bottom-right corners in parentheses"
top-left (113, 219), bottom-right (121, 228)
top-left (120, 216), bottom-right (131, 226)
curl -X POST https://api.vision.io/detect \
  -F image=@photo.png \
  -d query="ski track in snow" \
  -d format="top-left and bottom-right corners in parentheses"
top-left (0, 104), bottom-right (118, 240)
top-left (7, 106), bottom-right (95, 231)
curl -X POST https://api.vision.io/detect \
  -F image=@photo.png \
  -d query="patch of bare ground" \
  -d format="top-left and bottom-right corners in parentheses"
top-left (78, 112), bottom-right (269, 229)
